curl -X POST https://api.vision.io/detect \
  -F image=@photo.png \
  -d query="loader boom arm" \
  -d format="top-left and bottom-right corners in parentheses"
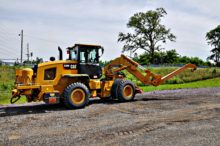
top-left (104, 55), bottom-right (197, 86)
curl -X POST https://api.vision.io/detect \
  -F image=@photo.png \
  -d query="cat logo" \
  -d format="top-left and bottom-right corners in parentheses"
top-left (63, 64), bottom-right (77, 70)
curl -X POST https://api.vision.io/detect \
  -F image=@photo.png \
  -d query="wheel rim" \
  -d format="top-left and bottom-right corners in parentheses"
top-left (123, 85), bottom-right (133, 100)
top-left (71, 89), bottom-right (85, 105)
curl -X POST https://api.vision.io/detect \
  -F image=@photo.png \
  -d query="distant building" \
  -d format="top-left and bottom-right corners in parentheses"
top-left (2, 61), bottom-right (14, 66)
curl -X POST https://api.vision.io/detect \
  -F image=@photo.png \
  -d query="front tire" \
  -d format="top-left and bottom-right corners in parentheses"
top-left (63, 82), bottom-right (90, 109)
top-left (111, 79), bottom-right (135, 102)
top-left (111, 79), bottom-right (122, 99)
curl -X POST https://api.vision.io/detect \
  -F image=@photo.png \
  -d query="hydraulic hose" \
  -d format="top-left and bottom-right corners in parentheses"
top-left (10, 95), bottom-right (21, 104)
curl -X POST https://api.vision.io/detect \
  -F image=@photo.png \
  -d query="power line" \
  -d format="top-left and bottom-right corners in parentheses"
top-left (0, 52), bottom-right (19, 59)
top-left (0, 23), bottom-right (19, 34)
top-left (0, 27), bottom-right (63, 45)
top-left (0, 45), bottom-right (20, 56)
top-left (24, 34), bottom-right (69, 45)
top-left (0, 26), bottom-right (71, 63)
top-left (0, 33), bottom-right (20, 44)
top-left (0, 30), bottom-right (18, 37)
top-left (0, 26), bottom-right (26, 63)
top-left (0, 26), bottom-right (69, 46)
top-left (0, 28), bottom-right (21, 57)
top-left (0, 58), bottom-right (18, 60)
top-left (0, 43), bottom-right (20, 56)
top-left (0, 48), bottom-right (20, 57)
top-left (24, 34), bottom-right (59, 44)
top-left (0, 48), bottom-right (19, 56)
top-left (0, 50), bottom-right (18, 58)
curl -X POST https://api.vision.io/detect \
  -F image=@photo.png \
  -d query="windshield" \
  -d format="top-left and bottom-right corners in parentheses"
top-left (79, 48), bottom-right (99, 63)
top-left (69, 46), bottom-right (100, 63)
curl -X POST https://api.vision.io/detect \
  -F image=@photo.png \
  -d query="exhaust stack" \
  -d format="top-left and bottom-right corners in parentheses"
top-left (58, 46), bottom-right (63, 60)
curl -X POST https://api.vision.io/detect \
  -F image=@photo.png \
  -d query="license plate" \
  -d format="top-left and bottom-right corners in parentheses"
top-left (49, 97), bottom-right (57, 104)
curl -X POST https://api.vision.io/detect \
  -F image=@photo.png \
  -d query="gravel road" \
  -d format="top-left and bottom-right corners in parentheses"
top-left (0, 87), bottom-right (220, 146)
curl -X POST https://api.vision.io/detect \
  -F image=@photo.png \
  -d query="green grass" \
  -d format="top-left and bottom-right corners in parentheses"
top-left (1, 78), bottom-right (219, 105)
top-left (0, 65), bottom-right (220, 105)
top-left (141, 77), bottom-right (220, 92)
top-left (125, 67), bottom-right (220, 86)
top-left (0, 94), bottom-right (27, 105)
top-left (0, 66), bottom-right (24, 105)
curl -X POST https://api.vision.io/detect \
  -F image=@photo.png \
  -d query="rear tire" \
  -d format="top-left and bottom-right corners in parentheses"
top-left (63, 82), bottom-right (90, 109)
top-left (117, 80), bottom-right (135, 102)
top-left (111, 79), bottom-right (135, 102)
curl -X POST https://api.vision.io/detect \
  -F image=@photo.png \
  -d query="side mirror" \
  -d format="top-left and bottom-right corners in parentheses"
top-left (102, 47), bottom-right (104, 54)
top-left (99, 47), bottom-right (104, 57)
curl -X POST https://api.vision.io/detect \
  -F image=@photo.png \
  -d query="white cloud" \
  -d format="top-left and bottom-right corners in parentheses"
top-left (0, 0), bottom-right (219, 61)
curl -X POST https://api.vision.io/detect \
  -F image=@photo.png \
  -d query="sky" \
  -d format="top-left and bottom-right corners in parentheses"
top-left (0, 0), bottom-right (219, 62)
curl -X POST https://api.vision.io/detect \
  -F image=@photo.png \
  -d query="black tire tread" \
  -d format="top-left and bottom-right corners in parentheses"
top-left (63, 82), bottom-right (90, 109)
top-left (111, 79), bottom-right (123, 99)
top-left (117, 80), bottom-right (135, 102)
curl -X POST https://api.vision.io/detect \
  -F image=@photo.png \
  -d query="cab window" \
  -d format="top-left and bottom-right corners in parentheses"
top-left (88, 49), bottom-right (98, 63)
top-left (71, 50), bottom-right (77, 60)
top-left (80, 51), bottom-right (86, 63)
top-left (44, 68), bottom-right (56, 80)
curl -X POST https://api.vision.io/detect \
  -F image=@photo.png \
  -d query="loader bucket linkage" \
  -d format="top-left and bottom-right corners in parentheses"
top-left (11, 44), bottom-right (197, 109)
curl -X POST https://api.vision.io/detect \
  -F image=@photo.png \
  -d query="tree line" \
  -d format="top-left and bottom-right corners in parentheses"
top-left (118, 8), bottom-right (220, 67)
top-left (134, 49), bottom-right (211, 66)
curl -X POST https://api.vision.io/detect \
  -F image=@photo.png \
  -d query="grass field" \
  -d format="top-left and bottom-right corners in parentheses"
top-left (0, 66), bottom-right (220, 105)
top-left (141, 77), bottom-right (220, 92)
top-left (126, 67), bottom-right (220, 85)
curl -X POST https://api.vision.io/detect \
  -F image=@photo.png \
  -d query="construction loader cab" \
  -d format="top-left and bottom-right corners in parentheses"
top-left (67, 44), bottom-right (104, 79)
top-left (11, 42), bottom-right (197, 109)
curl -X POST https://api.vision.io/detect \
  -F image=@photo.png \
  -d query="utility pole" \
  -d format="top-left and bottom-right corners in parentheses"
top-left (19, 29), bottom-right (23, 64)
top-left (30, 52), bottom-right (33, 61)
top-left (26, 43), bottom-right (30, 62)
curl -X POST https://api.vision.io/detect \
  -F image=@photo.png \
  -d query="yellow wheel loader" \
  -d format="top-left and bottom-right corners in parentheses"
top-left (11, 44), bottom-right (196, 109)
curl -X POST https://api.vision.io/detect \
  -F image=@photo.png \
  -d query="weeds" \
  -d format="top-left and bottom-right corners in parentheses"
top-left (125, 67), bottom-right (220, 85)
top-left (0, 66), bottom-right (220, 105)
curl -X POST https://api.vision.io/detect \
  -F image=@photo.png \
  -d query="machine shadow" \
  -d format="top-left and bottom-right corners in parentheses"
top-left (138, 97), bottom-right (181, 101)
top-left (0, 103), bottom-right (66, 117)
top-left (0, 97), bottom-right (179, 117)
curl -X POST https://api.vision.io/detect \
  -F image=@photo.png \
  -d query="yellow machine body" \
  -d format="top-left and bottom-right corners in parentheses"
top-left (11, 44), bottom-right (197, 108)
top-left (13, 61), bottom-right (112, 100)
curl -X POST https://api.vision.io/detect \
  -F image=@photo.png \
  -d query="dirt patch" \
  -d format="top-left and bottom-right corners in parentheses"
top-left (0, 87), bottom-right (220, 146)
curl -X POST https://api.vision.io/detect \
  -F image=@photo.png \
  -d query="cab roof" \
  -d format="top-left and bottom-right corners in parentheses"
top-left (68, 43), bottom-right (102, 49)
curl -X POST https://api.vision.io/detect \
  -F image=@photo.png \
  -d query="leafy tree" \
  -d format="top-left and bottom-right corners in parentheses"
top-left (135, 50), bottom-right (208, 66)
top-left (14, 61), bottom-right (19, 66)
top-left (152, 51), bottom-right (166, 64)
top-left (136, 49), bottom-right (178, 65)
top-left (118, 8), bottom-right (176, 63)
top-left (99, 60), bottom-right (110, 67)
top-left (23, 60), bottom-right (32, 65)
top-left (31, 57), bottom-right (43, 64)
top-left (188, 57), bottom-right (204, 66)
top-left (36, 57), bottom-right (43, 64)
top-left (164, 49), bottom-right (179, 64)
top-left (176, 56), bottom-right (190, 64)
top-left (135, 52), bottom-right (151, 65)
top-left (206, 25), bottom-right (220, 66)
